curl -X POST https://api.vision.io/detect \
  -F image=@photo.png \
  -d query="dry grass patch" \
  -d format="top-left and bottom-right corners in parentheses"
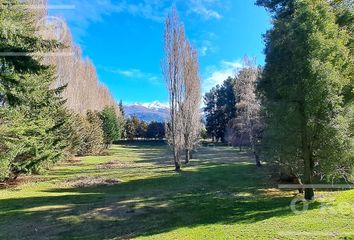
top-left (96, 160), bottom-right (132, 169)
top-left (61, 157), bottom-right (85, 166)
top-left (60, 176), bottom-right (121, 188)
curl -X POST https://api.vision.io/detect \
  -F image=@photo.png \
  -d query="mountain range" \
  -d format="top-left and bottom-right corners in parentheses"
top-left (124, 102), bottom-right (170, 122)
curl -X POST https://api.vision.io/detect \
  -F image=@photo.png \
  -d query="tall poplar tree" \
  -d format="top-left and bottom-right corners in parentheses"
top-left (181, 40), bottom-right (201, 164)
top-left (162, 7), bottom-right (202, 169)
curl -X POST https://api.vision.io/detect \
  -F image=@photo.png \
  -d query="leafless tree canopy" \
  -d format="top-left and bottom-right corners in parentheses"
top-left (230, 56), bottom-right (263, 166)
top-left (182, 43), bottom-right (201, 163)
top-left (162, 8), bottom-right (201, 170)
top-left (31, 0), bottom-right (121, 117)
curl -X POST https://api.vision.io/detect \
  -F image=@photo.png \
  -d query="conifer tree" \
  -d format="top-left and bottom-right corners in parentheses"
top-left (204, 77), bottom-right (237, 142)
top-left (0, 1), bottom-right (72, 180)
top-left (99, 106), bottom-right (122, 147)
top-left (257, 0), bottom-right (353, 199)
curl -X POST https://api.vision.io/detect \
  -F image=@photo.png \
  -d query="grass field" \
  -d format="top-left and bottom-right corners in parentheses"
top-left (0, 142), bottom-right (353, 240)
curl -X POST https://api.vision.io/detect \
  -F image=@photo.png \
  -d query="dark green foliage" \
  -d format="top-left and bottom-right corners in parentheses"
top-left (99, 106), bottom-right (122, 146)
top-left (123, 117), bottom-right (166, 140)
top-left (0, 2), bottom-right (72, 180)
top-left (75, 111), bottom-right (104, 156)
top-left (0, 70), bottom-right (75, 179)
top-left (257, 0), bottom-right (353, 199)
top-left (118, 100), bottom-right (125, 117)
top-left (146, 122), bottom-right (165, 139)
top-left (204, 77), bottom-right (236, 142)
top-left (332, 0), bottom-right (354, 105)
top-left (136, 120), bottom-right (148, 139)
top-left (124, 116), bottom-right (140, 140)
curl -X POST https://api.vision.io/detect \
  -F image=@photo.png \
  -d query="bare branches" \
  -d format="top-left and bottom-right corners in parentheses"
top-left (34, 0), bottom-right (121, 117)
top-left (231, 56), bottom-right (263, 166)
top-left (182, 43), bottom-right (201, 163)
top-left (163, 7), bottom-right (185, 170)
top-left (162, 8), bottom-right (201, 170)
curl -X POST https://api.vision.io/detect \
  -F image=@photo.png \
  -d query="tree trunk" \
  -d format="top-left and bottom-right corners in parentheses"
top-left (174, 150), bottom-right (181, 171)
top-left (301, 112), bottom-right (314, 200)
top-left (297, 177), bottom-right (304, 194)
top-left (250, 132), bottom-right (261, 167)
top-left (304, 155), bottom-right (314, 200)
top-left (254, 151), bottom-right (262, 167)
top-left (174, 161), bottom-right (181, 171)
top-left (239, 133), bottom-right (243, 152)
top-left (185, 149), bottom-right (190, 164)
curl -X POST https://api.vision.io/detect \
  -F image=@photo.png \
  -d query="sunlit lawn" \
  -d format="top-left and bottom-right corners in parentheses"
top-left (0, 142), bottom-right (353, 239)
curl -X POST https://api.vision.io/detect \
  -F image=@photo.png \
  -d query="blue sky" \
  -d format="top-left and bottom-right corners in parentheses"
top-left (48, 0), bottom-right (271, 105)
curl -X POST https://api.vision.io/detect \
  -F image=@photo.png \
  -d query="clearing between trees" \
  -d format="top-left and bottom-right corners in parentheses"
top-left (0, 142), bottom-right (353, 240)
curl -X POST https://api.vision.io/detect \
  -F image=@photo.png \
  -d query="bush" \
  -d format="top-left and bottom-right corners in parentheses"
top-left (75, 111), bottom-right (105, 156)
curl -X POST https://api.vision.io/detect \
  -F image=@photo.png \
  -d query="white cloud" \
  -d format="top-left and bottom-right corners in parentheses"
top-left (200, 46), bottom-right (208, 56)
top-left (102, 67), bottom-right (163, 85)
top-left (48, 0), bottom-right (170, 40)
top-left (188, 0), bottom-right (222, 20)
top-left (198, 39), bottom-right (218, 56)
top-left (113, 69), bottom-right (144, 78)
top-left (50, 0), bottom-right (168, 22)
top-left (221, 60), bottom-right (243, 69)
top-left (203, 59), bottom-right (243, 93)
top-left (48, 0), bottom-right (226, 42)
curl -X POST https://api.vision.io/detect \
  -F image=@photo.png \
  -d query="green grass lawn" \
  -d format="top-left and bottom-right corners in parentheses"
top-left (0, 142), bottom-right (353, 240)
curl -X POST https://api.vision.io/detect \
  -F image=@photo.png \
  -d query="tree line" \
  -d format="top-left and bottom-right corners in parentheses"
top-left (123, 116), bottom-right (166, 140)
top-left (204, 57), bottom-right (263, 167)
top-left (21, 0), bottom-right (122, 116)
top-left (204, 0), bottom-right (353, 200)
top-left (0, 0), bottom-right (124, 181)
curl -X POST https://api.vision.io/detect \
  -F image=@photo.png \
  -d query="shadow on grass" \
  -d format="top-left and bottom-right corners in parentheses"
top-left (122, 142), bottom-right (254, 169)
top-left (0, 161), bottom-right (321, 240)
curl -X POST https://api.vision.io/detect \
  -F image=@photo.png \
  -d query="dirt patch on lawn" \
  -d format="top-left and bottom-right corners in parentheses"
top-left (94, 205), bottom-right (144, 218)
top-left (61, 176), bottom-right (121, 188)
top-left (96, 160), bottom-right (131, 169)
top-left (61, 157), bottom-right (84, 166)
top-left (81, 203), bottom-right (148, 221)
top-left (0, 176), bottom-right (47, 189)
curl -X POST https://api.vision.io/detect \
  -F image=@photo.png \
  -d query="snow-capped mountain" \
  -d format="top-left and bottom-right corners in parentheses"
top-left (124, 101), bottom-right (169, 122)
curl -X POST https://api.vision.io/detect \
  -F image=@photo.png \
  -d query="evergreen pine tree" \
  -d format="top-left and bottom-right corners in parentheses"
top-left (0, 1), bottom-right (72, 180)
top-left (99, 106), bottom-right (122, 147)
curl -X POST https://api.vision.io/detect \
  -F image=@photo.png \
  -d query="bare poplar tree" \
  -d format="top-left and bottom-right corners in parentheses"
top-left (162, 8), bottom-right (187, 171)
top-left (232, 56), bottom-right (263, 167)
top-left (182, 43), bottom-right (201, 164)
top-left (163, 8), bottom-right (201, 169)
